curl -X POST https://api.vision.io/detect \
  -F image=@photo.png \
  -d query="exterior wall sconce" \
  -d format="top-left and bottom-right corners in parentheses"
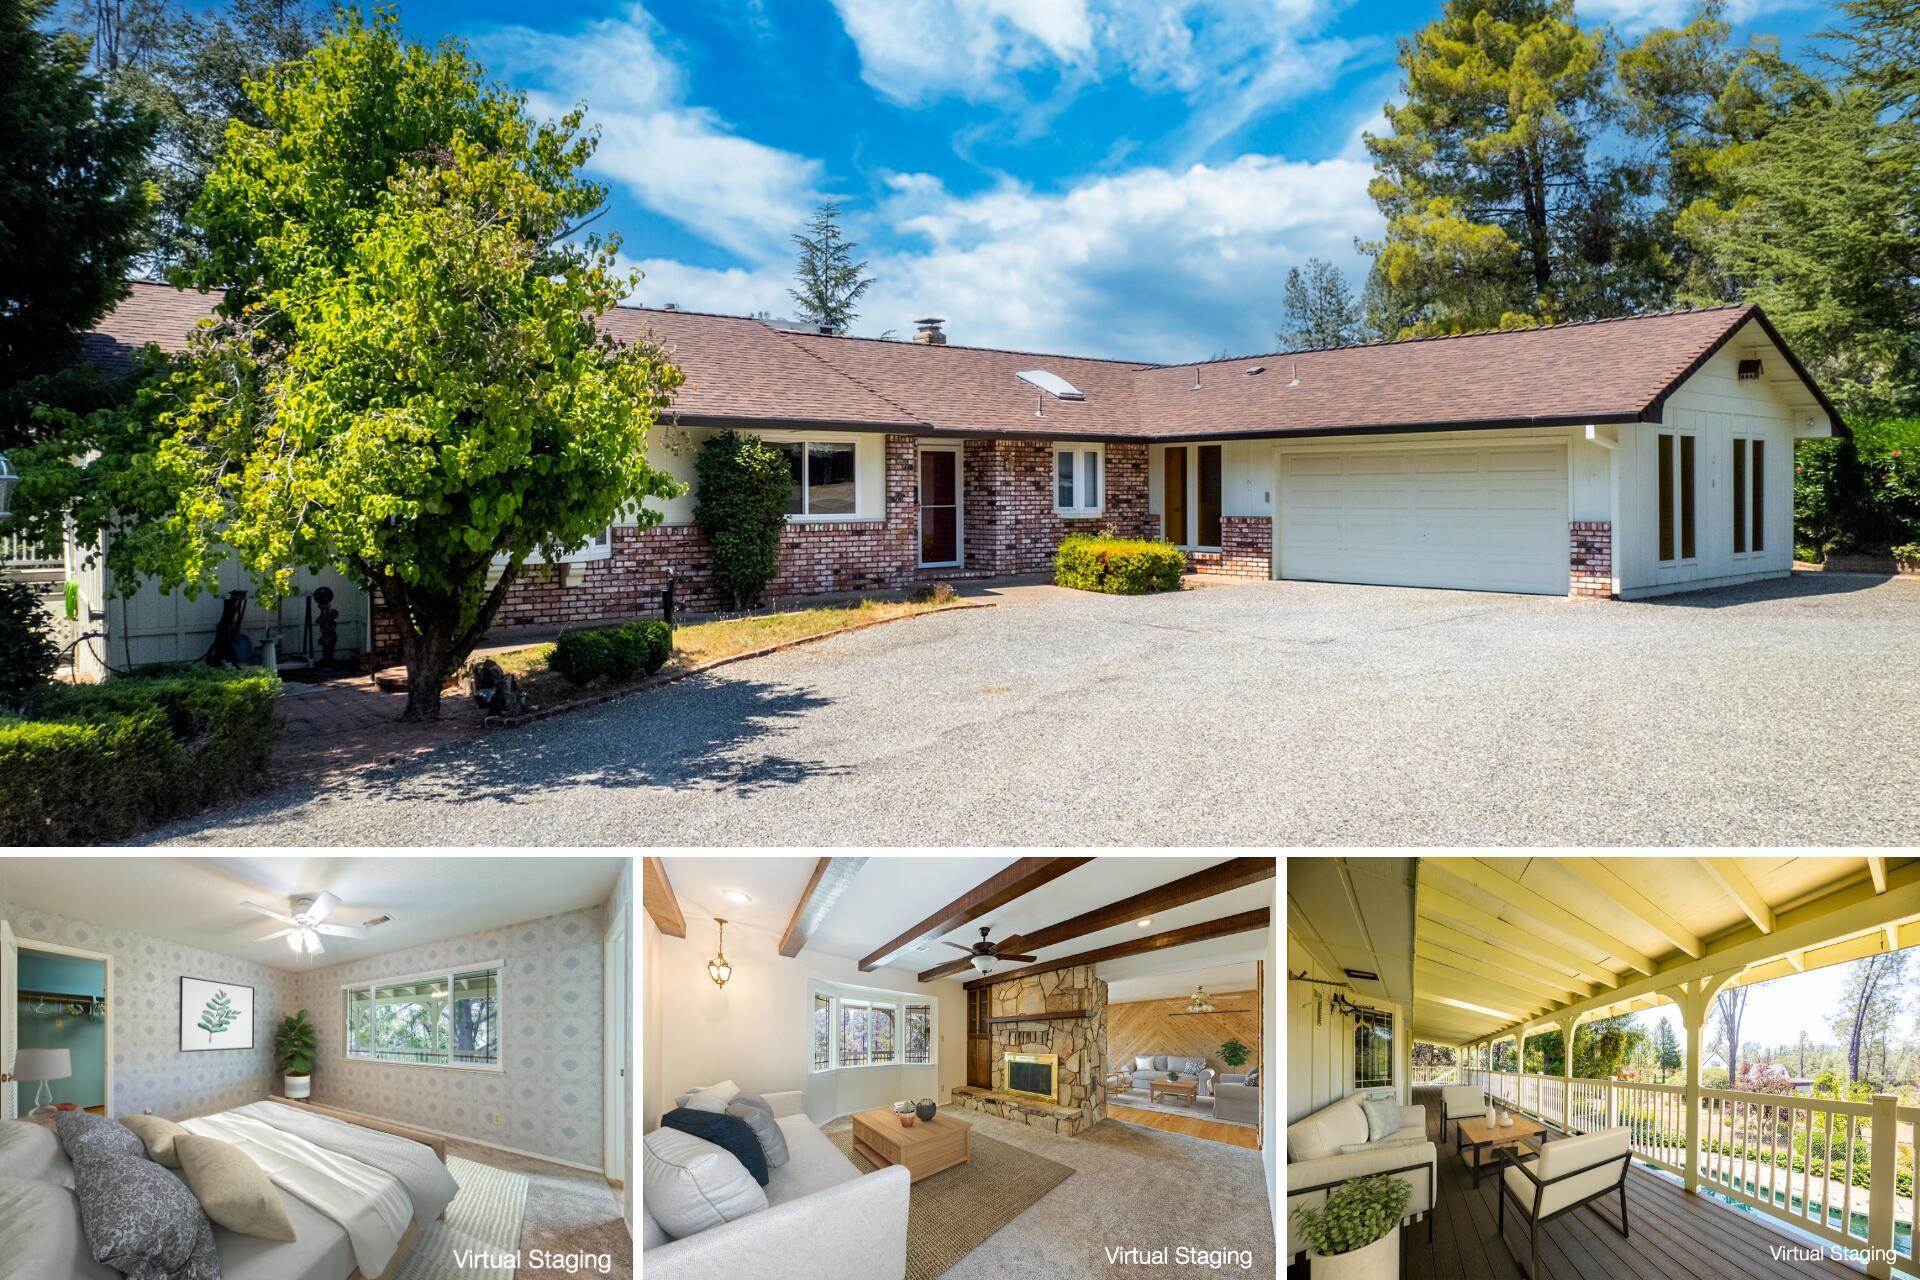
top-left (706, 918), bottom-right (733, 989)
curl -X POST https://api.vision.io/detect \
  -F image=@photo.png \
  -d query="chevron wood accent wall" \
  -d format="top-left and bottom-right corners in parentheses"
top-left (1110, 990), bottom-right (1262, 1076)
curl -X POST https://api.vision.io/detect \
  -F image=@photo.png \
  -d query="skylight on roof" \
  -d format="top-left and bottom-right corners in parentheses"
top-left (1015, 369), bottom-right (1085, 400)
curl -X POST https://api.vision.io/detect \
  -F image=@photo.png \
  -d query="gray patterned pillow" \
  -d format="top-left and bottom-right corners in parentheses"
top-left (69, 1148), bottom-right (220, 1280)
top-left (55, 1112), bottom-right (146, 1163)
top-left (726, 1100), bottom-right (790, 1168)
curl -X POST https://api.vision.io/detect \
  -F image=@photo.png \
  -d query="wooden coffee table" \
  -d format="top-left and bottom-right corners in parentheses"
top-left (1455, 1114), bottom-right (1547, 1185)
top-left (850, 1108), bottom-right (971, 1182)
top-left (1149, 1078), bottom-right (1198, 1106)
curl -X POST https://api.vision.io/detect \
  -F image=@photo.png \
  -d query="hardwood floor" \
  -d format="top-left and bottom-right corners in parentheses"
top-left (1109, 1103), bottom-right (1260, 1150)
top-left (1288, 1102), bottom-right (1863, 1279)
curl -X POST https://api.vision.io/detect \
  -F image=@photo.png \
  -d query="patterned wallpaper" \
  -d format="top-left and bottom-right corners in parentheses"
top-left (0, 899), bottom-right (293, 1121)
top-left (286, 906), bottom-right (604, 1168)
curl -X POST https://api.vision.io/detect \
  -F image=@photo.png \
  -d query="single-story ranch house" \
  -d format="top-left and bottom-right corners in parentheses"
top-left (61, 282), bottom-right (1842, 673)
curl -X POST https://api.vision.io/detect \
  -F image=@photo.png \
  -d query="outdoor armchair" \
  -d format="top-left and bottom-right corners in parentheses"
top-left (1438, 1084), bottom-right (1488, 1147)
top-left (1496, 1126), bottom-right (1632, 1280)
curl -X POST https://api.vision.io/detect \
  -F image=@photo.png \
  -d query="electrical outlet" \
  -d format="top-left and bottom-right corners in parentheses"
top-left (490, 1112), bottom-right (503, 1126)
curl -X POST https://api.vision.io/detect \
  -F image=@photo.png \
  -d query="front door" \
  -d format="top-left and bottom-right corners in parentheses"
top-left (919, 448), bottom-right (960, 566)
top-left (1164, 448), bottom-right (1188, 545)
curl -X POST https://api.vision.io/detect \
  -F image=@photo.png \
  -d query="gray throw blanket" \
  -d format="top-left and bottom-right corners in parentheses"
top-left (236, 1102), bottom-right (460, 1224)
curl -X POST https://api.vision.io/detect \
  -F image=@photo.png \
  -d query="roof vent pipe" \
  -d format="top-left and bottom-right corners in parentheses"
top-left (913, 317), bottom-right (947, 345)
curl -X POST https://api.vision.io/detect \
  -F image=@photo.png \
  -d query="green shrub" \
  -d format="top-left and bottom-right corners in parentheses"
top-left (693, 431), bottom-right (793, 609)
top-left (548, 620), bottom-right (672, 687)
top-left (1795, 418), bottom-right (1920, 556)
top-left (1294, 1173), bottom-right (1411, 1257)
top-left (0, 580), bottom-right (60, 704)
top-left (1, 667), bottom-right (281, 844)
top-left (1054, 533), bottom-right (1186, 594)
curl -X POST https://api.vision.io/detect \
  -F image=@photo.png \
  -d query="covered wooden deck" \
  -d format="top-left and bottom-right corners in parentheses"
top-left (1401, 1101), bottom-right (1865, 1280)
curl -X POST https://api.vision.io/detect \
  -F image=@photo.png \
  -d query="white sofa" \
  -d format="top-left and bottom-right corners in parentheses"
top-left (642, 1090), bottom-right (910, 1280)
top-left (1285, 1092), bottom-right (1437, 1261)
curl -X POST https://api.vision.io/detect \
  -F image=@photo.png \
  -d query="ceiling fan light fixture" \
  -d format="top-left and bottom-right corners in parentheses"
top-left (970, 955), bottom-right (995, 974)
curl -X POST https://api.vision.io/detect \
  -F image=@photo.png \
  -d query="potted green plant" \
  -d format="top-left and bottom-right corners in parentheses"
top-left (275, 1010), bottom-right (317, 1100)
top-left (1219, 1038), bottom-right (1252, 1070)
top-left (892, 1100), bottom-right (916, 1127)
top-left (1166, 1069), bottom-right (1181, 1082)
top-left (1295, 1173), bottom-right (1411, 1279)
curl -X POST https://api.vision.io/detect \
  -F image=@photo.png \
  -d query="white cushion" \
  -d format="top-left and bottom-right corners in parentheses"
top-left (1287, 1096), bottom-right (1370, 1162)
top-left (1134, 1056), bottom-right (1155, 1072)
top-left (1337, 1136), bottom-right (1427, 1154)
top-left (680, 1080), bottom-right (741, 1114)
top-left (1441, 1086), bottom-right (1486, 1116)
top-left (1504, 1127), bottom-right (1630, 1219)
top-left (1360, 1097), bottom-right (1402, 1141)
top-left (643, 1126), bottom-right (768, 1239)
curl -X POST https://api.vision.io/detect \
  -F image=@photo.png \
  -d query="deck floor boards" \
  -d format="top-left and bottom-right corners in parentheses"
top-left (1291, 1105), bottom-right (1867, 1280)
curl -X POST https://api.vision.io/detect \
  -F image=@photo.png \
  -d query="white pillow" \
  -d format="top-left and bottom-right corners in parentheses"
top-left (1134, 1056), bottom-right (1155, 1072)
top-left (680, 1080), bottom-right (742, 1114)
top-left (643, 1127), bottom-right (767, 1239)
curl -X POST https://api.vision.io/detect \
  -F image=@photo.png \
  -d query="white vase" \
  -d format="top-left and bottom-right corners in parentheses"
top-left (1309, 1226), bottom-right (1399, 1280)
top-left (284, 1074), bottom-right (311, 1100)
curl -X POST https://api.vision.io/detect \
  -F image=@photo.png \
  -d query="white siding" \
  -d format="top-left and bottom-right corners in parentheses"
top-left (1288, 934), bottom-right (1408, 1122)
top-left (86, 559), bottom-right (367, 677)
top-left (1615, 320), bottom-right (1830, 598)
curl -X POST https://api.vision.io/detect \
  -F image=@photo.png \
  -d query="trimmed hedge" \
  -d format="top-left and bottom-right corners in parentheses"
top-left (548, 620), bottom-right (672, 686)
top-left (1, 667), bottom-right (282, 845)
top-left (1055, 533), bottom-right (1187, 595)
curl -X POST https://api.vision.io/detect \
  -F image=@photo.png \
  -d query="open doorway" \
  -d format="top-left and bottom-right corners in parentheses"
top-left (1106, 960), bottom-right (1263, 1149)
top-left (9, 935), bottom-right (112, 1118)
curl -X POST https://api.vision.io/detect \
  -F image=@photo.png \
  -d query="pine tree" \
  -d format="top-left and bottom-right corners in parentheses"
top-left (789, 201), bottom-right (871, 335)
top-left (1797, 1029), bottom-right (1812, 1076)
top-left (1278, 259), bottom-right (1362, 350)
top-left (1652, 1017), bottom-right (1681, 1083)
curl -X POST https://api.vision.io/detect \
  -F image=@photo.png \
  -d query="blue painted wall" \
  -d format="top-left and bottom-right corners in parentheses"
top-left (17, 950), bottom-right (107, 1109)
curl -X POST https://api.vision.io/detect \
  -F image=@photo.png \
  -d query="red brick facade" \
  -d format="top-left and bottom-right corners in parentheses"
top-left (1570, 521), bottom-right (1614, 598)
top-left (371, 434), bottom-right (1155, 657)
top-left (1187, 516), bottom-right (1273, 579)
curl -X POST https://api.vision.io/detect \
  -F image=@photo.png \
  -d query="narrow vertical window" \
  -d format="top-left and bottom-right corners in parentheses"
top-left (1733, 439), bottom-right (1748, 554)
top-left (1680, 435), bottom-right (1697, 560)
top-left (1056, 450), bottom-right (1075, 508)
top-left (813, 994), bottom-right (831, 1071)
top-left (1657, 433), bottom-right (1676, 562)
top-left (1082, 450), bottom-right (1100, 508)
top-left (1751, 440), bottom-right (1765, 552)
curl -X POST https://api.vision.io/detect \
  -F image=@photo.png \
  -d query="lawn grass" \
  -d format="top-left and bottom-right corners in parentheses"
top-left (481, 598), bottom-right (962, 712)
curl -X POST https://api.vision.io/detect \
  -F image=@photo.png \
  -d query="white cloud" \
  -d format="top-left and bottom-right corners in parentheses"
top-left (1576, 0), bottom-right (1814, 35)
top-left (623, 147), bottom-right (1383, 362)
top-left (478, 6), bottom-right (822, 259)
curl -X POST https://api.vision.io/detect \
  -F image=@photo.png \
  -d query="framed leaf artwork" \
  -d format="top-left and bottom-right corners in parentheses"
top-left (180, 976), bottom-right (255, 1051)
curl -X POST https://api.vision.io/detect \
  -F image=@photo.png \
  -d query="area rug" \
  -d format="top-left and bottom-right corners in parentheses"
top-left (830, 1126), bottom-right (1074, 1280)
top-left (394, 1155), bottom-right (530, 1280)
top-left (1109, 1087), bottom-right (1257, 1129)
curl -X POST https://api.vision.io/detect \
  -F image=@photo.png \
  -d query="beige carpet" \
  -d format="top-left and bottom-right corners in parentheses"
top-left (441, 1138), bottom-right (632, 1280)
top-left (394, 1156), bottom-right (525, 1280)
top-left (830, 1125), bottom-right (1074, 1280)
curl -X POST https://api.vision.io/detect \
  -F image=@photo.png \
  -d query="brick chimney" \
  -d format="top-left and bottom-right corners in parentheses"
top-left (913, 317), bottom-right (947, 345)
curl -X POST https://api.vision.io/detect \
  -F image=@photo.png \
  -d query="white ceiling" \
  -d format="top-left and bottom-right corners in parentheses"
top-left (0, 857), bottom-right (626, 970)
top-left (1107, 961), bottom-right (1258, 1004)
top-left (1287, 856), bottom-right (1417, 1006)
top-left (659, 855), bottom-right (1273, 980)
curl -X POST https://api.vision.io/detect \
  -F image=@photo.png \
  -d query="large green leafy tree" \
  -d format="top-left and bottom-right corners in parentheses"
top-left (70, 0), bottom-right (325, 272)
top-left (1363, 0), bottom-right (1660, 337)
top-left (159, 11), bottom-right (682, 719)
top-left (0, 0), bottom-right (154, 447)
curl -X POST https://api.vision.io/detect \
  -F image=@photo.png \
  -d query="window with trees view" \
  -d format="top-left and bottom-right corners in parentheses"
top-left (1354, 1007), bottom-right (1393, 1088)
top-left (812, 991), bottom-right (938, 1072)
top-left (344, 964), bottom-right (501, 1068)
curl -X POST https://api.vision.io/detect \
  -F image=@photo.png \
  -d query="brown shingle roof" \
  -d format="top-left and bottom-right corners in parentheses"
top-left (82, 284), bottom-right (1841, 439)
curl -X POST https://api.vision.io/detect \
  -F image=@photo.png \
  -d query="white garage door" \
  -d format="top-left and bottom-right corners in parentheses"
top-left (1276, 443), bottom-right (1569, 595)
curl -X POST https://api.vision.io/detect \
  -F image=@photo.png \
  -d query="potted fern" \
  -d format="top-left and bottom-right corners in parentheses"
top-left (275, 1010), bottom-right (317, 1100)
top-left (1295, 1173), bottom-right (1410, 1279)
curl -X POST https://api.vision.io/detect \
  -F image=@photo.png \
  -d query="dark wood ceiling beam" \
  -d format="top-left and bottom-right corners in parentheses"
top-left (858, 857), bottom-right (1094, 972)
top-left (778, 857), bottom-right (867, 958)
top-left (962, 908), bottom-right (1271, 990)
top-left (994, 856), bottom-right (1276, 957)
top-left (643, 857), bottom-right (686, 939)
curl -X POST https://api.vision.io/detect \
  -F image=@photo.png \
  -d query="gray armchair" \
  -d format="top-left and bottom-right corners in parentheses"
top-left (1213, 1073), bottom-right (1259, 1125)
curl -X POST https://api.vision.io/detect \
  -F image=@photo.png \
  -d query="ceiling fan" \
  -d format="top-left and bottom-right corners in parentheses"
top-left (242, 892), bottom-right (390, 959)
top-left (923, 926), bottom-right (1038, 980)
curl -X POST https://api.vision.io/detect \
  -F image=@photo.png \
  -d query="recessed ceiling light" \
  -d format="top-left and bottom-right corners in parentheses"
top-left (1136, 918), bottom-right (1152, 928)
top-left (722, 890), bottom-right (752, 904)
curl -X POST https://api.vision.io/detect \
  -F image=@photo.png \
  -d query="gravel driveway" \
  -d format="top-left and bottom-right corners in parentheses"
top-left (152, 573), bottom-right (1920, 846)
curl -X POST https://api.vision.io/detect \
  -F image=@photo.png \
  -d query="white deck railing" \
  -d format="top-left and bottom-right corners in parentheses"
top-left (1460, 1068), bottom-right (1917, 1275)
top-left (1, 531), bottom-right (59, 569)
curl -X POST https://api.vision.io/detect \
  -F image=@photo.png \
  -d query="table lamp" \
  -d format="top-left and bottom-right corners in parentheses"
top-left (15, 1049), bottom-right (72, 1118)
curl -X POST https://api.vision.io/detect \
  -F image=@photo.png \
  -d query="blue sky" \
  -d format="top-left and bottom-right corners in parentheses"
top-left (386, 0), bottom-right (1835, 361)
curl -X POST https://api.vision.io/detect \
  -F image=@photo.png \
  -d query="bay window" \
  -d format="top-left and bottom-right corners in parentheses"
top-left (810, 990), bottom-right (938, 1072)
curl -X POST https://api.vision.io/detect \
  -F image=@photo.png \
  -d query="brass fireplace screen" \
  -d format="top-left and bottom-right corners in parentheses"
top-left (1003, 1051), bottom-right (1058, 1102)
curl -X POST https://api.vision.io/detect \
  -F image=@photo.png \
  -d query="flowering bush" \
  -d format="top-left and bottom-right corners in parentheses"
top-left (1795, 418), bottom-right (1920, 555)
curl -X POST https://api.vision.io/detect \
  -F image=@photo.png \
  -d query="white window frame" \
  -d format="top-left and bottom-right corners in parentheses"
top-left (492, 527), bottom-right (613, 570)
top-left (1054, 443), bottom-right (1105, 517)
top-left (772, 436), bottom-right (863, 523)
top-left (809, 989), bottom-right (938, 1073)
top-left (342, 960), bottom-right (505, 1073)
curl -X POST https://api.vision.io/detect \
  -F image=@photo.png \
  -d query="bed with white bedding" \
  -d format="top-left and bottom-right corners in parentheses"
top-left (0, 1100), bottom-right (460, 1280)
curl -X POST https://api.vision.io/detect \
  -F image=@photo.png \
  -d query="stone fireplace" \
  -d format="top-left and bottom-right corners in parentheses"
top-left (948, 963), bottom-right (1108, 1136)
